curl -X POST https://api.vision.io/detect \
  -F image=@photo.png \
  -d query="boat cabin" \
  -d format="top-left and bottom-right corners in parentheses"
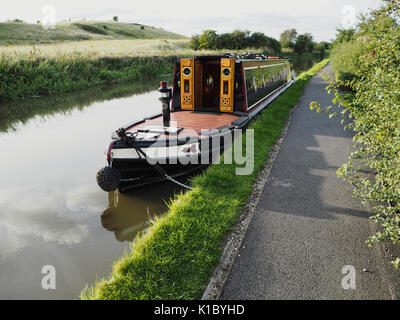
top-left (98, 54), bottom-right (294, 192)
top-left (171, 54), bottom-right (292, 114)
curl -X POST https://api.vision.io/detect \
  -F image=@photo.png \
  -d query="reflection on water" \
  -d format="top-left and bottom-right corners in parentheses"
top-left (0, 76), bottom-right (180, 299)
top-left (102, 184), bottom-right (182, 242)
top-left (0, 79), bottom-right (161, 132)
top-left (291, 55), bottom-right (319, 75)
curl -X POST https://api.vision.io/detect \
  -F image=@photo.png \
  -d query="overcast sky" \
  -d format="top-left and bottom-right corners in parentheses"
top-left (1, 0), bottom-right (382, 42)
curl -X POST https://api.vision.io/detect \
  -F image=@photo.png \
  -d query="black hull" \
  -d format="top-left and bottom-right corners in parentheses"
top-left (112, 158), bottom-right (207, 191)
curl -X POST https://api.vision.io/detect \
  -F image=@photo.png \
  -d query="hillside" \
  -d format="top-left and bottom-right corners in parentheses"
top-left (0, 20), bottom-right (185, 45)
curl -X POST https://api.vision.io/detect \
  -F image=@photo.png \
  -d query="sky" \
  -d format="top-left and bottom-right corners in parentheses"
top-left (1, 0), bottom-right (383, 42)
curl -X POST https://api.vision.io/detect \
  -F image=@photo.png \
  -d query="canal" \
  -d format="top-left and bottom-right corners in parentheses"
top-left (0, 77), bottom-right (183, 299)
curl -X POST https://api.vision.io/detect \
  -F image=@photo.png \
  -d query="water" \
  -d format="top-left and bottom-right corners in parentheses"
top-left (0, 78), bottom-right (182, 299)
top-left (291, 55), bottom-right (321, 76)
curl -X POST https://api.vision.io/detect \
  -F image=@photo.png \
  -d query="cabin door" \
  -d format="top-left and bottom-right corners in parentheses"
top-left (200, 60), bottom-right (221, 110)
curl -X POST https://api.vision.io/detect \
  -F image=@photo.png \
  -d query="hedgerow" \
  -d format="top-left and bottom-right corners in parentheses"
top-left (311, 0), bottom-right (400, 269)
top-left (329, 40), bottom-right (367, 82)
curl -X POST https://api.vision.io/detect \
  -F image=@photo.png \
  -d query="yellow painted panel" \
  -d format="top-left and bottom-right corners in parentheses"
top-left (220, 58), bottom-right (235, 113)
top-left (221, 58), bottom-right (231, 67)
top-left (181, 58), bottom-right (194, 110)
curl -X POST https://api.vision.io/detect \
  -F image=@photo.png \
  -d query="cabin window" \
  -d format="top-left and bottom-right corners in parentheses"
top-left (183, 67), bottom-right (191, 76)
top-left (184, 80), bottom-right (190, 93)
top-left (206, 75), bottom-right (214, 87)
top-left (223, 81), bottom-right (229, 95)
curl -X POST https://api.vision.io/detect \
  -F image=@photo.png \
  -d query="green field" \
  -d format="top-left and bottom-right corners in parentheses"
top-left (0, 39), bottom-right (194, 58)
top-left (0, 20), bottom-right (185, 46)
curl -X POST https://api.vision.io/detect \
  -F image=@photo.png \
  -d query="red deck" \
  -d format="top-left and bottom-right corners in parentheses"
top-left (127, 110), bottom-right (240, 138)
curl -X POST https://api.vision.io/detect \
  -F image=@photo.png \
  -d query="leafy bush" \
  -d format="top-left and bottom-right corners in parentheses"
top-left (0, 52), bottom-right (178, 99)
top-left (311, 0), bottom-right (400, 269)
top-left (197, 30), bottom-right (219, 50)
top-left (331, 28), bottom-right (356, 46)
top-left (329, 40), bottom-right (367, 82)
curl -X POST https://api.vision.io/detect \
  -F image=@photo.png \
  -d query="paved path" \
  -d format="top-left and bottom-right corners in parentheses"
top-left (221, 64), bottom-right (400, 300)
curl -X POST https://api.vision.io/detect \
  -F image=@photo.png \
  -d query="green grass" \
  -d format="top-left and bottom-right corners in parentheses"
top-left (0, 39), bottom-right (218, 100)
top-left (0, 20), bottom-right (185, 45)
top-left (0, 53), bottom-right (181, 100)
top-left (0, 39), bottom-right (199, 58)
top-left (81, 58), bottom-right (330, 300)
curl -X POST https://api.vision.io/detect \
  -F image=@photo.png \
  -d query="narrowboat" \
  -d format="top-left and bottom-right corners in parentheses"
top-left (96, 53), bottom-right (294, 192)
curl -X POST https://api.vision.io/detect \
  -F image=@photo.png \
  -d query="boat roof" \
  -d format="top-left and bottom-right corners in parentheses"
top-left (183, 53), bottom-right (288, 63)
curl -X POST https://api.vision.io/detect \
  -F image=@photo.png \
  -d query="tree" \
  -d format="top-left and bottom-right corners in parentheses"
top-left (191, 29), bottom-right (280, 51)
top-left (250, 32), bottom-right (268, 48)
top-left (231, 29), bottom-right (251, 50)
top-left (265, 36), bottom-right (282, 55)
top-left (293, 33), bottom-right (314, 54)
top-left (279, 29), bottom-right (297, 48)
top-left (190, 34), bottom-right (200, 50)
top-left (198, 30), bottom-right (219, 50)
top-left (218, 33), bottom-right (234, 49)
top-left (332, 28), bottom-right (355, 45)
top-left (113, 16), bottom-right (118, 22)
top-left (314, 41), bottom-right (331, 60)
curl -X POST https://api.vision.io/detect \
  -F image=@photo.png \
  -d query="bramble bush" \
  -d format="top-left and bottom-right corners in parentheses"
top-left (311, 0), bottom-right (400, 269)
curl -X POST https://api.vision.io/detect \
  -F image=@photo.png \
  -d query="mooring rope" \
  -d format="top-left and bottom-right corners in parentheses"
top-left (135, 145), bottom-right (194, 190)
top-left (117, 128), bottom-right (193, 190)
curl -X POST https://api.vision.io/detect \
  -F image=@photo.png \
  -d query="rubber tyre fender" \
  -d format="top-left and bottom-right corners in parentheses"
top-left (96, 166), bottom-right (121, 192)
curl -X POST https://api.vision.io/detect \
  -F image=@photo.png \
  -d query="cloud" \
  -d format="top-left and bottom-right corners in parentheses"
top-left (0, 184), bottom-right (106, 257)
top-left (0, 0), bottom-right (381, 42)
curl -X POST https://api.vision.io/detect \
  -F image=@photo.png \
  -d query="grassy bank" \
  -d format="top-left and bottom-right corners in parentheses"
top-left (0, 39), bottom-right (220, 100)
top-left (81, 58), bottom-right (329, 300)
top-left (0, 21), bottom-right (184, 45)
top-left (0, 53), bottom-right (179, 100)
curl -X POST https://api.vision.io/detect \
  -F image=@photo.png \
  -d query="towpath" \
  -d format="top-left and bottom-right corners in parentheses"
top-left (221, 64), bottom-right (400, 300)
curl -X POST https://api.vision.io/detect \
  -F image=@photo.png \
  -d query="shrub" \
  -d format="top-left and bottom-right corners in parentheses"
top-left (329, 40), bottom-right (367, 81)
top-left (311, 0), bottom-right (400, 269)
top-left (198, 30), bottom-right (219, 50)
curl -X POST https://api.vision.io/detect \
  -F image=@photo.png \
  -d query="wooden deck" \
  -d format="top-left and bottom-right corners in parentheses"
top-left (127, 110), bottom-right (240, 138)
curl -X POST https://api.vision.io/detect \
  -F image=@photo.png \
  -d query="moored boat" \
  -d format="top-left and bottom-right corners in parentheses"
top-left (96, 53), bottom-right (294, 192)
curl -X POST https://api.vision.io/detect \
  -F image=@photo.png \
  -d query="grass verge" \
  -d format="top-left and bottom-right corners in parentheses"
top-left (0, 53), bottom-right (179, 100)
top-left (81, 58), bottom-right (330, 300)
